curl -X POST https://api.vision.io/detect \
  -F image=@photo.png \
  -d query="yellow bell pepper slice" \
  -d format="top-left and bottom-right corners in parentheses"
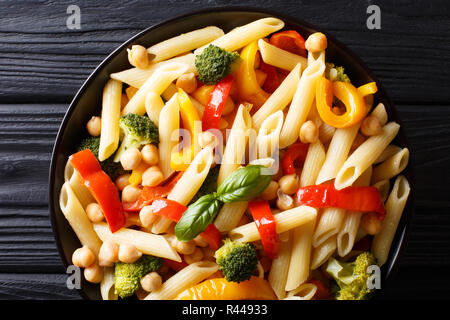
top-left (128, 162), bottom-right (149, 186)
top-left (170, 88), bottom-right (201, 171)
top-left (174, 277), bottom-right (277, 300)
top-left (235, 41), bottom-right (270, 108)
top-left (357, 81), bottom-right (378, 97)
top-left (316, 76), bottom-right (367, 128)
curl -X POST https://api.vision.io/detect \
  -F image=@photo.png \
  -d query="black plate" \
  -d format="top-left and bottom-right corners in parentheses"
top-left (49, 7), bottom-right (414, 300)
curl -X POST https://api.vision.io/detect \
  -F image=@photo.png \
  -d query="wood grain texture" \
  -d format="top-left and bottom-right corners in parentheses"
top-left (0, 0), bottom-right (450, 103)
top-left (0, 0), bottom-right (449, 299)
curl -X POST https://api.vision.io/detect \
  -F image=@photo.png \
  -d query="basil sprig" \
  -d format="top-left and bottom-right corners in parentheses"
top-left (175, 165), bottom-right (273, 241)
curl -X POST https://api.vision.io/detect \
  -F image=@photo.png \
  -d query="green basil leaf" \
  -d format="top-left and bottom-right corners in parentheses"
top-left (216, 165), bottom-right (273, 203)
top-left (174, 194), bottom-right (222, 241)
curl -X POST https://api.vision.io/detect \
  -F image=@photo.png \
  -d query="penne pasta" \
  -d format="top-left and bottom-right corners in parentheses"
top-left (372, 179), bottom-right (390, 202)
top-left (194, 18), bottom-right (284, 55)
top-left (64, 160), bottom-right (95, 208)
top-left (59, 182), bottom-right (102, 255)
top-left (100, 267), bottom-right (118, 300)
top-left (371, 102), bottom-right (388, 125)
top-left (374, 144), bottom-right (402, 164)
top-left (334, 122), bottom-right (400, 189)
top-left (214, 201), bottom-right (248, 233)
top-left (372, 175), bottom-right (410, 266)
top-left (313, 208), bottom-right (346, 248)
top-left (256, 110), bottom-right (284, 159)
top-left (228, 206), bottom-right (317, 242)
top-left (300, 140), bottom-right (326, 188)
top-left (122, 62), bottom-right (188, 115)
top-left (310, 235), bottom-right (337, 270)
top-left (99, 79), bottom-right (122, 161)
top-left (110, 53), bottom-right (196, 89)
top-left (145, 261), bottom-right (219, 300)
top-left (145, 91), bottom-right (165, 126)
top-left (93, 222), bottom-right (181, 261)
top-left (279, 59), bottom-right (325, 148)
top-left (258, 38), bottom-right (307, 71)
top-left (147, 26), bottom-right (224, 63)
top-left (252, 63), bottom-right (302, 129)
top-left (269, 231), bottom-right (292, 299)
top-left (371, 148), bottom-right (409, 183)
top-left (286, 282), bottom-right (317, 300)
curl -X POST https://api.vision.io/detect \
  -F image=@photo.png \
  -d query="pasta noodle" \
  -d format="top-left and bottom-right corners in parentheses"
top-left (100, 267), bottom-right (118, 300)
top-left (300, 140), bottom-right (326, 187)
top-left (145, 261), bottom-right (219, 300)
top-left (371, 102), bottom-right (388, 125)
top-left (147, 26), bottom-right (224, 63)
top-left (229, 206), bottom-right (317, 242)
top-left (59, 182), bottom-right (102, 255)
top-left (374, 144), bottom-right (401, 164)
top-left (110, 53), bottom-right (196, 89)
top-left (313, 208), bottom-right (346, 248)
top-left (145, 91), bottom-right (165, 126)
top-left (252, 63), bottom-right (302, 129)
top-left (194, 18), bottom-right (284, 55)
top-left (372, 179), bottom-right (390, 202)
top-left (310, 235), bottom-right (337, 270)
top-left (334, 122), bottom-right (400, 189)
top-left (371, 148), bottom-right (409, 183)
top-left (93, 222), bottom-right (181, 261)
top-left (152, 147), bottom-right (214, 234)
top-left (256, 110), bottom-right (284, 159)
top-left (99, 79), bottom-right (122, 161)
top-left (258, 38), bottom-right (307, 71)
top-left (268, 231), bottom-right (292, 299)
top-left (214, 201), bottom-right (248, 233)
top-left (122, 62), bottom-right (188, 115)
top-left (285, 282), bottom-right (317, 300)
top-left (372, 175), bottom-right (410, 266)
top-left (279, 59), bottom-right (325, 148)
top-left (64, 160), bottom-right (95, 208)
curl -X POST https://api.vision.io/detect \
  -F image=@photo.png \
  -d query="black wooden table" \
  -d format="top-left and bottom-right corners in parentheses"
top-left (1, 0), bottom-right (449, 300)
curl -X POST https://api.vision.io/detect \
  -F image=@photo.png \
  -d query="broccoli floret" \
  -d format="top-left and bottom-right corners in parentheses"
top-left (326, 251), bottom-right (377, 300)
top-left (325, 63), bottom-right (350, 83)
top-left (114, 255), bottom-right (163, 298)
top-left (77, 136), bottom-right (127, 180)
top-left (215, 239), bottom-right (258, 283)
top-left (113, 113), bottom-right (159, 162)
top-left (189, 166), bottom-right (220, 204)
top-left (195, 45), bottom-right (241, 85)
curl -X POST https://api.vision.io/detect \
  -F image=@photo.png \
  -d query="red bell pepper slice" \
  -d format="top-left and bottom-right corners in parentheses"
top-left (296, 184), bottom-right (386, 220)
top-left (150, 198), bottom-right (222, 250)
top-left (270, 30), bottom-right (307, 57)
top-left (281, 142), bottom-right (309, 175)
top-left (308, 280), bottom-right (332, 300)
top-left (163, 258), bottom-right (189, 272)
top-left (69, 149), bottom-right (126, 233)
top-left (122, 172), bottom-right (182, 212)
top-left (202, 75), bottom-right (234, 131)
top-left (248, 200), bottom-right (278, 259)
top-left (259, 61), bottom-right (280, 93)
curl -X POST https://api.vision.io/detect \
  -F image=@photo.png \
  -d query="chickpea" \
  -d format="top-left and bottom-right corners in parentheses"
top-left (86, 116), bottom-right (101, 137)
top-left (98, 241), bottom-right (119, 267)
top-left (360, 213), bottom-right (382, 235)
top-left (127, 45), bottom-right (149, 69)
top-left (84, 263), bottom-right (103, 284)
top-left (198, 131), bottom-right (218, 148)
top-left (118, 243), bottom-right (142, 263)
top-left (184, 247), bottom-right (204, 264)
top-left (115, 173), bottom-right (131, 191)
top-left (299, 120), bottom-right (319, 144)
top-left (305, 32), bottom-right (328, 53)
top-left (278, 174), bottom-right (299, 195)
top-left (176, 73), bottom-right (197, 93)
top-left (85, 203), bottom-right (104, 223)
top-left (192, 85), bottom-right (214, 105)
top-left (276, 190), bottom-right (295, 211)
top-left (121, 185), bottom-right (142, 203)
top-left (139, 205), bottom-right (157, 228)
top-left (193, 235), bottom-right (209, 248)
top-left (221, 97), bottom-right (235, 116)
top-left (72, 246), bottom-right (96, 268)
top-left (142, 166), bottom-right (164, 187)
top-left (171, 238), bottom-right (196, 255)
top-left (121, 147), bottom-right (142, 171)
top-left (361, 115), bottom-right (382, 136)
top-left (141, 144), bottom-right (159, 166)
top-left (260, 180), bottom-right (279, 201)
top-left (140, 272), bottom-right (162, 292)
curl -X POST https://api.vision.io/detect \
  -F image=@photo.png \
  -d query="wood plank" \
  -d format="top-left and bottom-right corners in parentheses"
top-left (0, 103), bottom-right (449, 272)
top-left (0, 0), bottom-right (449, 103)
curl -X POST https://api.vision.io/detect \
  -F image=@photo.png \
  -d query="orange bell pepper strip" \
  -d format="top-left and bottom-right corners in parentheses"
top-left (270, 30), bottom-right (307, 57)
top-left (174, 276), bottom-right (277, 300)
top-left (69, 149), bottom-right (126, 233)
top-left (315, 76), bottom-right (367, 128)
top-left (235, 41), bottom-right (270, 108)
top-left (170, 88), bottom-right (201, 171)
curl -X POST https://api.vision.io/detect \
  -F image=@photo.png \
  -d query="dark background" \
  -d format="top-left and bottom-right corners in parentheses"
top-left (0, 0), bottom-right (449, 299)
